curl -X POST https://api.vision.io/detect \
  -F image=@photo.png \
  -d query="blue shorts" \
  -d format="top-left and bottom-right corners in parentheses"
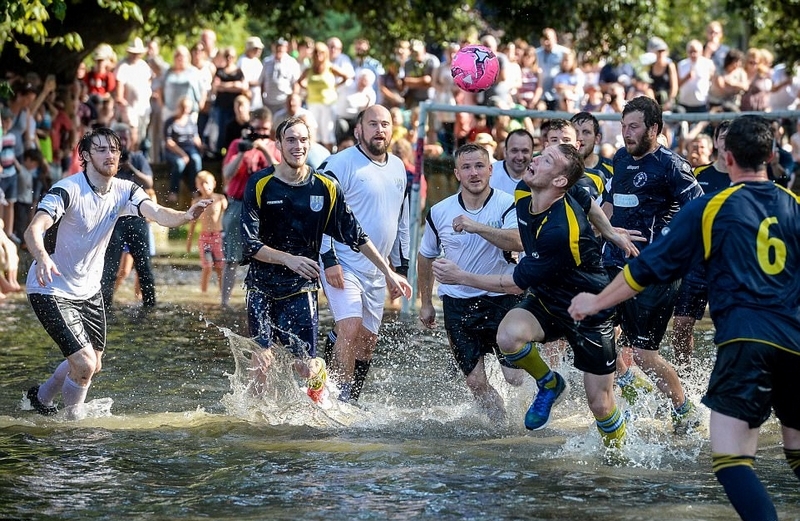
top-left (28, 291), bottom-right (106, 357)
top-left (608, 266), bottom-right (680, 351)
top-left (673, 279), bottom-right (708, 321)
top-left (702, 341), bottom-right (800, 430)
top-left (0, 173), bottom-right (18, 201)
top-left (441, 294), bottom-right (521, 376)
top-left (246, 289), bottom-right (318, 359)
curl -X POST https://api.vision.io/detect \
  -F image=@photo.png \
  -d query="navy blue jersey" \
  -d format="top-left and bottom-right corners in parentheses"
top-left (683, 162), bottom-right (730, 286)
top-left (623, 182), bottom-right (800, 354)
top-left (694, 162), bottom-right (730, 195)
top-left (575, 167), bottom-right (607, 202)
top-left (241, 167), bottom-right (368, 298)
top-left (604, 145), bottom-right (703, 267)
top-left (513, 190), bottom-right (611, 324)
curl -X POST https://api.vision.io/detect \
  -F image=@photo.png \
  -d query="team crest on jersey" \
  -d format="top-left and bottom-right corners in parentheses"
top-left (309, 195), bottom-right (324, 212)
top-left (396, 178), bottom-right (406, 192)
top-left (488, 219), bottom-right (501, 228)
top-left (633, 172), bottom-right (648, 188)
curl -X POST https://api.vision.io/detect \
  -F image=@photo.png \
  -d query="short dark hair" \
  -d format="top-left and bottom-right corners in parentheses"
top-left (454, 143), bottom-right (490, 165)
top-left (78, 127), bottom-right (120, 169)
top-left (623, 96), bottom-right (663, 134)
top-left (274, 116), bottom-right (309, 142)
top-left (557, 143), bottom-right (585, 189)
top-left (504, 128), bottom-right (534, 150)
top-left (570, 111), bottom-right (600, 135)
top-left (250, 107), bottom-right (273, 123)
top-left (725, 115), bottom-right (772, 171)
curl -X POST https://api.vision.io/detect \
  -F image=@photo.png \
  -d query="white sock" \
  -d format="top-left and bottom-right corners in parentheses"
top-left (38, 360), bottom-right (70, 405)
top-left (62, 375), bottom-right (90, 408)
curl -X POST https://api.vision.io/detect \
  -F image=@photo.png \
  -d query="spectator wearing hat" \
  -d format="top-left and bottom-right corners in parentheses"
top-left (84, 44), bottom-right (117, 100)
top-left (239, 36), bottom-right (265, 109)
top-left (258, 37), bottom-right (302, 117)
top-left (627, 70), bottom-right (655, 101)
top-left (647, 37), bottom-right (678, 111)
top-left (115, 37), bottom-right (154, 151)
top-left (473, 132), bottom-right (498, 160)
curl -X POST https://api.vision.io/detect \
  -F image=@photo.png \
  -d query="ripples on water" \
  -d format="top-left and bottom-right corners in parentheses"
top-left (1, 273), bottom-right (798, 520)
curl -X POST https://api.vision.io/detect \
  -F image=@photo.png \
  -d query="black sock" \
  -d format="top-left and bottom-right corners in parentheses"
top-left (351, 359), bottom-right (372, 402)
top-left (323, 330), bottom-right (337, 365)
top-left (713, 453), bottom-right (777, 521)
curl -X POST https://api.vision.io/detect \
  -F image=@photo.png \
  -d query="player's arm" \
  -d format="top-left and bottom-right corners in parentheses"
top-left (389, 184), bottom-right (411, 276)
top-left (569, 270), bottom-right (640, 321)
top-left (358, 240), bottom-right (411, 300)
top-left (586, 200), bottom-right (643, 257)
top-left (416, 253), bottom-right (438, 328)
top-left (140, 198), bottom-right (211, 228)
top-left (25, 210), bottom-right (60, 286)
top-left (432, 258), bottom-right (523, 295)
top-left (453, 214), bottom-right (523, 252)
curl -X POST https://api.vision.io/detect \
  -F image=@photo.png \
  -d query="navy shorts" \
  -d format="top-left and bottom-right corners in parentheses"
top-left (515, 294), bottom-right (617, 376)
top-left (246, 289), bottom-right (318, 359)
top-left (608, 266), bottom-right (680, 351)
top-left (702, 341), bottom-right (800, 430)
top-left (673, 279), bottom-right (708, 321)
top-left (441, 294), bottom-right (520, 376)
top-left (28, 291), bottom-right (107, 357)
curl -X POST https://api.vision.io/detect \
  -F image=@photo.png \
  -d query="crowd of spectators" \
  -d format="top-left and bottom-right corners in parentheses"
top-left (1, 22), bottom-right (800, 299)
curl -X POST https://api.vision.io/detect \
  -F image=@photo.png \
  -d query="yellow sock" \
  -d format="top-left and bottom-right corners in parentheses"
top-left (503, 342), bottom-right (551, 382)
top-left (596, 406), bottom-right (626, 448)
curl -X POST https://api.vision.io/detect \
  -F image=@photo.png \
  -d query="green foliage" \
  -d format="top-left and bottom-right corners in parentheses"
top-left (0, 0), bottom-right (83, 60)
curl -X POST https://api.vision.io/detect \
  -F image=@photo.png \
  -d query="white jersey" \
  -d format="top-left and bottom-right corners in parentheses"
top-left (321, 145), bottom-right (409, 279)
top-left (419, 188), bottom-right (517, 299)
top-left (489, 160), bottom-right (524, 196)
top-left (26, 172), bottom-right (150, 299)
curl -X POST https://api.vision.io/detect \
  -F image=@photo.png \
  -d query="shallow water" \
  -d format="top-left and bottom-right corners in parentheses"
top-left (1, 267), bottom-right (799, 520)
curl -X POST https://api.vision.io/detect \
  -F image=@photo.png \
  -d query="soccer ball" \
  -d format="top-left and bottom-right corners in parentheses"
top-left (451, 45), bottom-right (500, 93)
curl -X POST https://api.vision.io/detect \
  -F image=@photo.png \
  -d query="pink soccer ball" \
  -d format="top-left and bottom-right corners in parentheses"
top-left (451, 45), bottom-right (500, 93)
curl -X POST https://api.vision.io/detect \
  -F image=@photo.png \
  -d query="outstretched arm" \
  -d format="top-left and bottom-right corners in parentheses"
top-left (568, 270), bottom-right (639, 321)
top-left (358, 240), bottom-right (412, 300)
top-left (140, 198), bottom-right (212, 228)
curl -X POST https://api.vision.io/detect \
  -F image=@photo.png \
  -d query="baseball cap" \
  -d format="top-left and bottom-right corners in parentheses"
top-left (647, 37), bottom-right (668, 53)
top-left (246, 36), bottom-right (264, 50)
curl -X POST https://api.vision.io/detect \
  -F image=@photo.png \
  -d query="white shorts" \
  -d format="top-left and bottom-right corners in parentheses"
top-left (321, 269), bottom-right (386, 335)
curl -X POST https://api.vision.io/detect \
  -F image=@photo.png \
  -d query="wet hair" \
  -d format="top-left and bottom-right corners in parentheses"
top-left (623, 96), bottom-right (663, 134)
top-left (274, 116), bottom-right (310, 142)
top-left (454, 143), bottom-right (490, 165)
top-left (570, 111), bottom-right (600, 135)
top-left (504, 128), bottom-right (534, 150)
top-left (557, 143), bottom-right (585, 189)
top-left (78, 127), bottom-right (120, 169)
top-left (725, 115), bottom-right (772, 171)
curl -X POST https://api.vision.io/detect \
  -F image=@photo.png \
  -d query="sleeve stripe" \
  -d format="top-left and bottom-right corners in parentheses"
top-left (565, 202), bottom-right (581, 266)
top-left (622, 265), bottom-right (646, 292)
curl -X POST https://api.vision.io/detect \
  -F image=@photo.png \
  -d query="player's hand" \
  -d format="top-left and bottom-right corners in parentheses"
top-left (568, 292), bottom-right (599, 321)
top-left (431, 258), bottom-right (464, 285)
top-left (386, 272), bottom-right (412, 300)
top-left (185, 199), bottom-right (213, 220)
top-left (34, 255), bottom-right (61, 287)
top-left (419, 304), bottom-right (437, 328)
top-left (286, 255), bottom-right (321, 280)
top-left (611, 227), bottom-right (645, 258)
top-left (324, 265), bottom-right (344, 289)
top-left (452, 214), bottom-right (478, 234)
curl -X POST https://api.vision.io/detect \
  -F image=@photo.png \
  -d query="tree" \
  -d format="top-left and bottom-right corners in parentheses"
top-left (3, 0), bottom-right (800, 85)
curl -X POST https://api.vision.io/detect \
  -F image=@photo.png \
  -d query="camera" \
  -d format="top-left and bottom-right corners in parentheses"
top-left (237, 127), bottom-right (270, 153)
top-left (120, 150), bottom-right (130, 163)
